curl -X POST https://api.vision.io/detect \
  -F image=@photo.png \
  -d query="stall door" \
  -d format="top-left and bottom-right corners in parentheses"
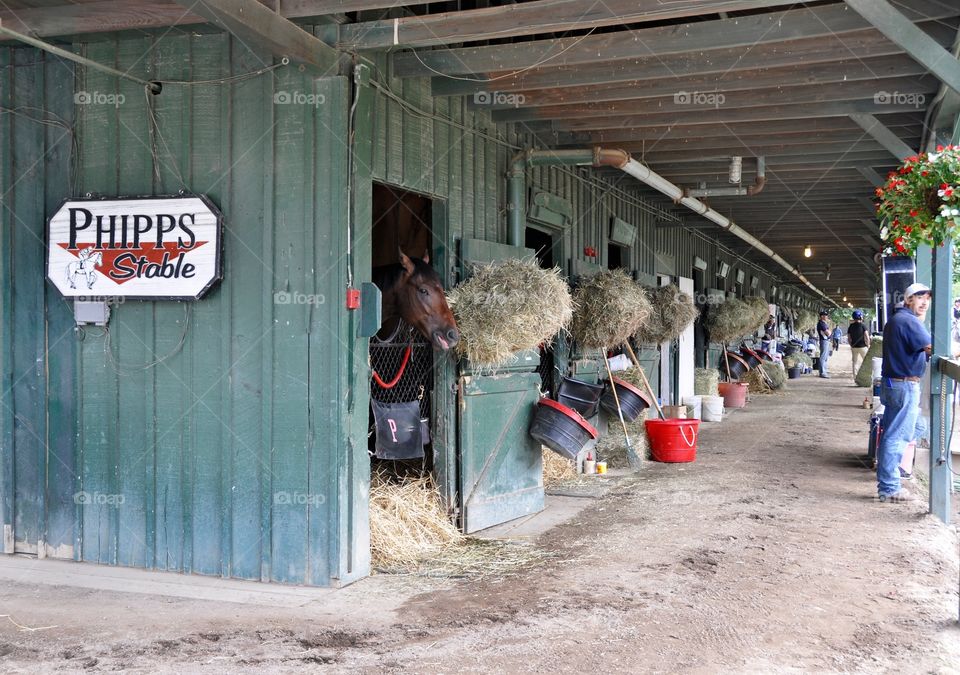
top-left (459, 371), bottom-right (544, 533)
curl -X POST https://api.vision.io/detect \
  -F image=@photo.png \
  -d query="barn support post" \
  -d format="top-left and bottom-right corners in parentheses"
top-left (928, 240), bottom-right (953, 525)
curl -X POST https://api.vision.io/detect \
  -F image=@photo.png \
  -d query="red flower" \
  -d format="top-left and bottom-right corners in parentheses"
top-left (921, 171), bottom-right (929, 176)
top-left (937, 145), bottom-right (945, 152)
top-left (909, 209), bottom-right (918, 217)
top-left (875, 188), bottom-right (884, 197)
top-left (904, 226), bottom-right (912, 233)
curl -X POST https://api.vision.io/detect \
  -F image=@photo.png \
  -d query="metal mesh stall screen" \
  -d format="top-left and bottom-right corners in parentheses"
top-left (536, 342), bottom-right (555, 397)
top-left (369, 335), bottom-right (434, 420)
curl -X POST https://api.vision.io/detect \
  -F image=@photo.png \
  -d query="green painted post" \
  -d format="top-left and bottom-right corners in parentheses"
top-left (929, 243), bottom-right (953, 524)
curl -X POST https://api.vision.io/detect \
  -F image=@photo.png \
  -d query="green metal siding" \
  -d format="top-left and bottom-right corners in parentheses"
top-left (0, 37), bottom-right (364, 586)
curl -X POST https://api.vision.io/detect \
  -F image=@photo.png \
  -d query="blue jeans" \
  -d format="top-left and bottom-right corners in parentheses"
top-left (819, 338), bottom-right (831, 376)
top-left (877, 380), bottom-right (920, 496)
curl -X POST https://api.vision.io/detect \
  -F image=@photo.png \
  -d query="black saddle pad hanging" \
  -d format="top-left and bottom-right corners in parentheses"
top-left (371, 399), bottom-right (425, 460)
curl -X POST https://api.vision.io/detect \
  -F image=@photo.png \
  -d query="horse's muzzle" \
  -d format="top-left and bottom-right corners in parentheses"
top-left (432, 329), bottom-right (460, 351)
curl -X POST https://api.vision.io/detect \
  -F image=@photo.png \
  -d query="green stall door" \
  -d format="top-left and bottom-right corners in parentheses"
top-left (458, 371), bottom-right (544, 534)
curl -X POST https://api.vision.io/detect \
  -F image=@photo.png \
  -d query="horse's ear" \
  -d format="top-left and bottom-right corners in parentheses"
top-left (422, 249), bottom-right (430, 265)
top-left (399, 248), bottom-right (415, 275)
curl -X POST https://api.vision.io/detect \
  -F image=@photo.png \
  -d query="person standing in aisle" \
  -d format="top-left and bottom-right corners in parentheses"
top-left (847, 310), bottom-right (871, 378)
top-left (817, 310), bottom-right (832, 379)
top-left (876, 283), bottom-right (932, 503)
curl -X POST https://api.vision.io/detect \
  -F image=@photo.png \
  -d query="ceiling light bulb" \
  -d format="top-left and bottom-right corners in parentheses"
top-left (804, 246), bottom-right (812, 258)
top-left (843, 295), bottom-right (847, 302)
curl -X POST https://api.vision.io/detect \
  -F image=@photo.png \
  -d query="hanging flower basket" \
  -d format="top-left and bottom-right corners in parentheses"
top-left (876, 145), bottom-right (960, 257)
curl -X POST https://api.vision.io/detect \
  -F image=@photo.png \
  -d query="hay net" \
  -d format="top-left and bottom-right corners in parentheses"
top-left (634, 284), bottom-right (699, 344)
top-left (571, 269), bottom-right (652, 350)
top-left (448, 257), bottom-right (573, 367)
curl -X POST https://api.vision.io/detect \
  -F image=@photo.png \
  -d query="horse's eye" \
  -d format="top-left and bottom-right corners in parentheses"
top-left (418, 287), bottom-right (429, 296)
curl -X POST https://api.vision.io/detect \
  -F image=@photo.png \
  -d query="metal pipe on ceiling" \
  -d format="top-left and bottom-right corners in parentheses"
top-left (508, 147), bottom-right (835, 306)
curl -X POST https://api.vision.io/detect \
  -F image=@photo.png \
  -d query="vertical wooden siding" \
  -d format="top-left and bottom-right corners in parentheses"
top-left (0, 37), bottom-right (362, 586)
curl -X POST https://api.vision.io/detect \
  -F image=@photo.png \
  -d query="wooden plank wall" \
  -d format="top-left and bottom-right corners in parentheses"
top-left (0, 37), bottom-right (360, 586)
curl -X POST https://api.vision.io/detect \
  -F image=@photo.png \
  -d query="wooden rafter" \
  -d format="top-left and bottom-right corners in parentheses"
top-left (430, 21), bottom-right (958, 96)
top-left (335, 0), bottom-right (805, 51)
top-left (395, 0), bottom-right (954, 78)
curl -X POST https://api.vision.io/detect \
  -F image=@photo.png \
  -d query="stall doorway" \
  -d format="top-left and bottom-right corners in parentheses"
top-left (526, 226), bottom-right (559, 395)
top-left (369, 183), bottom-right (437, 475)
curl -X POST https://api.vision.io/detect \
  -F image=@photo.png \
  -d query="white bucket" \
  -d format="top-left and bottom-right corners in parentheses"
top-left (682, 395), bottom-right (702, 420)
top-left (701, 395), bottom-right (724, 422)
top-left (871, 357), bottom-right (883, 380)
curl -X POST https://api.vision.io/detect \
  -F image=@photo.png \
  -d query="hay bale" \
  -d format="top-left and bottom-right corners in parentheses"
top-left (634, 284), bottom-right (699, 344)
top-left (855, 337), bottom-right (883, 387)
top-left (744, 367), bottom-right (772, 394)
top-left (795, 309), bottom-right (817, 333)
top-left (571, 269), bottom-right (652, 349)
top-left (762, 361), bottom-right (786, 389)
top-left (448, 258), bottom-right (573, 366)
top-left (695, 368), bottom-right (719, 396)
top-left (706, 297), bottom-right (757, 343)
top-left (745, 296), bottom-right (770, 332)
top-left (369, 470), bottom-right (462, 570)
top-left (597, 409), bottom-right (649, 467)
top-left (542, 447), bottom-right (576, 487)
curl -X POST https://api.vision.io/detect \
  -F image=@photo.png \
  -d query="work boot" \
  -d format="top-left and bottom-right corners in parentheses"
top-left (878, 490), bottom-right (916, 503)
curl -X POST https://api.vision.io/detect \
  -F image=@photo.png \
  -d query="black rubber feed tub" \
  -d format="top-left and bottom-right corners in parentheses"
top-left (530, 398), bottom-right (599, 460)
top-left (739, 346), bottom-right (762, 368)
top-left (557, 376), bottom-right (605, 418)
top-left (719, 352), bottom-right (751, 381)
top-left (787, 366), bottom-right (802, 379)
top-left (600, 377), bottom-right (653, 422)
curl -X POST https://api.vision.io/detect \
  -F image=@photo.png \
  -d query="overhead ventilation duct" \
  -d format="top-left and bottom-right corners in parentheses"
top-left (685, 157), bottom-right (766, 198)
top-left (507, 148), bottom-right (833, 306)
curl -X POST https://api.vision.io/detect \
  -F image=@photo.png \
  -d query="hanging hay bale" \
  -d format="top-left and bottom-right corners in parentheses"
top-left (855, 337), bottom-right (883, 387)
top-left (542, 447), bottom-right (577, 487)
top-left (571, 269), bottom-right (652, 349)
top-left (634, 284), bottom-right (699, 344)
top-left (448, 258), bottom-right (573, 366)
top-left (744, 296), bottom-right (770, 332)
top-left (695, 368), bottom-right (719, 396)
top-left (369, 470), bottom-right (462, 570)
top-left (795, 309), bottom-right (817, 333)
top-left (706, 297), bottom-right (756, 343)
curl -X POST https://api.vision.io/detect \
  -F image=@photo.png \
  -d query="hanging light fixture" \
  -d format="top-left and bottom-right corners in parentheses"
top-left (804, 245), bottom-right (812, 258)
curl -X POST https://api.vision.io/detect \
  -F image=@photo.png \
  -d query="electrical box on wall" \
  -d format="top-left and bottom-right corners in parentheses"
top-left (74, 300), bottom-right (110, 326)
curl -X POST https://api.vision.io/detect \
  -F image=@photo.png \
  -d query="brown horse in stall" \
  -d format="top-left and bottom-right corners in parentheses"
top-left (373, 249), bottom-right (459, 351)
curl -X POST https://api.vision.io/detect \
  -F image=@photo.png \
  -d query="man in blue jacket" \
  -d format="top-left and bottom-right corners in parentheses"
top-left (877, 283), bottom-right (932, 503)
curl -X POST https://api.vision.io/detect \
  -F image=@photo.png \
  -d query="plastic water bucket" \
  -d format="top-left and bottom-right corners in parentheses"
top-left (662, 405), bottom-right (687, 419)
top-left (701, 395), bottom-right (724, 422)
top-left (718, 382), bottom-right (748, 408)
top-left (682, 395), bottom-right (702, 420)
top-left (787, 366), bottom-right (802, 379)
top-left (645, 419), bottom-right (700, 463)
top-left (529, 398), bottom-right (598, 460)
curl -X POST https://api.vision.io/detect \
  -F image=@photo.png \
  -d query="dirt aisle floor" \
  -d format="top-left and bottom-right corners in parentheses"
top-left (2, 352), bottom-right (959, 673)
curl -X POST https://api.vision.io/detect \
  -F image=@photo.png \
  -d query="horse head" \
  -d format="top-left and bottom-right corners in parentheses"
top-left (394, 249), bottom-right (460, 351)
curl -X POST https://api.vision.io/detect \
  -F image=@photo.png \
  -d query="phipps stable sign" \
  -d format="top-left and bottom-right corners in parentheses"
top-left (47, 195), bottom-right (222, 299)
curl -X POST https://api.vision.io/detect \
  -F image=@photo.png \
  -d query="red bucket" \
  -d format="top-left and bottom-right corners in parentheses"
top-left (718, 382), bottom-right (748, 409)
top-left (645, 419), bottom-right (700, 463)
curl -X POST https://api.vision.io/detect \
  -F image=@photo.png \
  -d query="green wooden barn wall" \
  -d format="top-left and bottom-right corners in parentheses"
top-left (0, 33), bottom-right (822, 586)
top-left (0, 36), bottom-right (369, 586)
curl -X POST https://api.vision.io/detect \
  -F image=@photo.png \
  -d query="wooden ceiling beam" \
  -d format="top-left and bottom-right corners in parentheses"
top-left (519, 100), bottom-right (930, 132)
top-left (0, 0), bottom-right (404, 40)
top-left (493, 76), bottom-right (938, 123)
top-left (554, 116), bottom-right (923, 144)
top-left (430, 21), bottom-right (957, 96)
top-left (474, 55), bottom-right (929, 109)
top-left (336, 0), bottom-right (805, 51)
top-left (397, 0), bottom-right (954, 77)
top-left (171, 0), bottom-right (338, 70)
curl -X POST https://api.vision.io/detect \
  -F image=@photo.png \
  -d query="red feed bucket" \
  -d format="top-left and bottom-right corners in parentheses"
top-left (718, 381), bottom-right (748, 408)
top-left (645, 418), bottom-right (700, 463)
